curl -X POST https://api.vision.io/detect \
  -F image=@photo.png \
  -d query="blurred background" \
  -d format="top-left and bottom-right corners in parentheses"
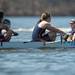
top-left (0, 0), bottom-right (75, 16)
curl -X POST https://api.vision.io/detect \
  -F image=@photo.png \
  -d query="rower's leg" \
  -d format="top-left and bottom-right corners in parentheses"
top-left (72, 33), bottom-right (75, 41)
top-left (48, 32), bottom-right (56, 41)
top-left (42, 32), bottom-right (56, 41)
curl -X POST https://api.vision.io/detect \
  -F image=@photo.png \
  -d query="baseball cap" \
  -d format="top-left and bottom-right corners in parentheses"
top-left (70, 19), bottom-right (75, 24)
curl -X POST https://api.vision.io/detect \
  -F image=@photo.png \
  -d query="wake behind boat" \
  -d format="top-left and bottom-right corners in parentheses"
top-left (0, 41), bottom-right (75, 49)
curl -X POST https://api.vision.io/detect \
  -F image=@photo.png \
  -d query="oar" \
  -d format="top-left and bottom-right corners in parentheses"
top-left (13, 32), bottom-right (19, 36)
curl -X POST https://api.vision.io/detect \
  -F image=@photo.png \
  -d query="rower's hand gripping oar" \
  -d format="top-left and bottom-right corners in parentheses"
top-left (59, 33), bottom-right (69, 44)
top-left (62, 34), bottom-right (70, 41)
top-left (60, 32), bottom-right (72, 44)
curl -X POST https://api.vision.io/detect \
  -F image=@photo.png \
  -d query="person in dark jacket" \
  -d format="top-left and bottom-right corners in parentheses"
top-left (0, 11), bottom-right (18, 42)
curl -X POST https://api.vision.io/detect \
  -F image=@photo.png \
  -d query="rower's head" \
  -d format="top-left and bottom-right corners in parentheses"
top-left (40, 12), bottom-right (51, 22)
top-left (0, 10), bottom-right (4, 22)
top-left (3, 19), bottom-right (11, 25)
top-left (3, 19), bottom-right (11, 28)
top-left (70, 19), bottom-right (75, 28)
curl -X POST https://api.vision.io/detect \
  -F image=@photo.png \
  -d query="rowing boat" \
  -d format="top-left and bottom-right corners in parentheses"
top-left (0, 41), bottom-right (75, 49)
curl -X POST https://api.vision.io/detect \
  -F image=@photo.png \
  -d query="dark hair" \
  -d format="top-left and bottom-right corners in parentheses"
top-left (41, 12), bottom-right (50, 20)
top-left (3, 19), bottom-right (11, 25)
top-left (37, 12), bottom-right (51, 24)
top-left (0, 11), bottom-right (4, 19)
top-left (3, 19), bottom-right (11, 28)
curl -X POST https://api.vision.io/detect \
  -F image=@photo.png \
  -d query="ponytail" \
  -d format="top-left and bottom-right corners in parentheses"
top-left (36, 11), bottom-right (51, 24)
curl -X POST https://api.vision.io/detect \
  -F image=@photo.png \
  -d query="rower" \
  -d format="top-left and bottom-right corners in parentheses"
top-left (3, 19), bottom-right (18, 36)
top-left (0, 10), bottom-right (6, 42)
top-left (2, 19), bottom-right (18, 41)
top-left (0, 11), bottom-right (18, 42)
top-left (32, 11), bottom-right (66, 42)
top-left (64, 19), bottom-right (75, 41)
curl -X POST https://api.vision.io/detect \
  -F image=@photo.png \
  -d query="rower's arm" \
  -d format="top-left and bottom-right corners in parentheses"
top-left (11, 30), bottom-right (18, 36)
top-left (46, 24), bottom-right (66, 35)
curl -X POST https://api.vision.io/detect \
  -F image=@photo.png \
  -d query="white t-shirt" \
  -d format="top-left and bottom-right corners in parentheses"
top-left (1, 29), bottom-right (7, 36)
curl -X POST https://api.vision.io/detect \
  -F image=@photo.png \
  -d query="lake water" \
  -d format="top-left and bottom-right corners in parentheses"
top-left (0, 16), bottom-right (75, 75)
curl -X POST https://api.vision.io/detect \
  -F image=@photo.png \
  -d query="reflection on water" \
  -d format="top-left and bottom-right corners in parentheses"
top-left (0, 48), bottom-right (75, 75)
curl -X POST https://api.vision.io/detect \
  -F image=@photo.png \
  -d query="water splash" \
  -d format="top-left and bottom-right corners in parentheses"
top-left (13, 27), bottom-right (71, 33)
top-left (13, 27), bottom-right (34, 32)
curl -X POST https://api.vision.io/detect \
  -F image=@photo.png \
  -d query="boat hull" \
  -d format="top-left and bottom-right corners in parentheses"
top-left (0, 41), bottom-right (75, 49)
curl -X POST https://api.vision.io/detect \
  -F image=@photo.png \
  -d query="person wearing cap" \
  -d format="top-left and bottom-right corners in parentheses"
top-left (3, 19), bottom-right (18, 40)
top-left (69, 19), bottom-right (75, 34)
top-left (69, 19), bottom-right (75, 41)
top-left (65, 19), bottom-right (75, 41)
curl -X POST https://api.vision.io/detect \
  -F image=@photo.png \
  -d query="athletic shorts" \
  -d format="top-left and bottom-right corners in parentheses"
top-left (42, 33), bottom-right (51, 41)
top-left (42, 32), bottom-right (56, 41)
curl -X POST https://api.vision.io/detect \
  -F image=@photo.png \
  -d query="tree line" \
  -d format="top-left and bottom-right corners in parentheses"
top-left (0, 0), bottom-right (75, 16)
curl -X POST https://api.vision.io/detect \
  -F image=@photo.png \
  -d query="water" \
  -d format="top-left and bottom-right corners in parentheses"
top-left (0, 16), bottom-right (75, 75)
